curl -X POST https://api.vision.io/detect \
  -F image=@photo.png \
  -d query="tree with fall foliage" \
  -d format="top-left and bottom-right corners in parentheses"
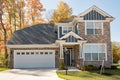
top-left (51, 1), bottom-right (72, 23)
top-left (26, 0), bottom-right (46, 25)
top-left (112, 42), bottom-right (120, 63)
top-left (0, 0), bottom-right (8, 60)
top-left (0, 0), bottom-right (46, 66)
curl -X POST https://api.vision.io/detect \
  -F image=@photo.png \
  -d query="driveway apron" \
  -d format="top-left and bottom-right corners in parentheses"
top-left (0, 69), bottom-right (63, 80)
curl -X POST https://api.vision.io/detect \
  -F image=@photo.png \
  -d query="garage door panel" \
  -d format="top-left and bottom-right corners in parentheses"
top-left (14, 50), bottom-right (55, 68)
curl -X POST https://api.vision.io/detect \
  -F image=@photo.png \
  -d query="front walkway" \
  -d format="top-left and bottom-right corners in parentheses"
top-left (67, 67), bottom-right (79, 71)
top-left (0, 69), bottom-right (63, 80)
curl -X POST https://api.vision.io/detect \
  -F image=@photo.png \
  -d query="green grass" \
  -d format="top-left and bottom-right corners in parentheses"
top-left (57, 67), bottom-right (120, 80)
top-left (0, 67), bottom-right (9, 71)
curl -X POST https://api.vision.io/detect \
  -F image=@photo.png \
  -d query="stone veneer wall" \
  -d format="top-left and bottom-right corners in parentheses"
top-left (9, 48), bottom-right (60, 68)
top-left (78, 22), bottom-right (112, 67)
top-left (74, 45), bottom-right (80, 67)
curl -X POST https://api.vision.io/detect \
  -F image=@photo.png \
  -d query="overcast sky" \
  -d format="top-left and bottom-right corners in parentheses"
top-left (41, 0), bottom-right (120, 42)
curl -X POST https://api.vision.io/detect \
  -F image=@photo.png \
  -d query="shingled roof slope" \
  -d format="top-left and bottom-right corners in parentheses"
top-left (7, 24), bottom-right (57, 44)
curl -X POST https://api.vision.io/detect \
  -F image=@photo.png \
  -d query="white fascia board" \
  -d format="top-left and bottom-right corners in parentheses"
top-left (78, 40), bottom-right (87, 43)
top-left (55, 40), bottom-right (65, 44)
top-left (55, 23), bottom-right (74, 27)
top-left (7, 44), bottom-right (59, 48)
top-left (60, 31), bottom-right (84, 40)
top-left (78, 5), bottom-right (113, 18)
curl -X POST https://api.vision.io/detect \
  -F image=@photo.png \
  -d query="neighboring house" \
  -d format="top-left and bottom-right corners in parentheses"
top-left (7, 6), bottom-right (114, 68)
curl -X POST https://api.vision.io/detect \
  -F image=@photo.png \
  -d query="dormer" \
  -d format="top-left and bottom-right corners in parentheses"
top-left (55, 18), bottom-right (78, 39)
top-left (60, 31), bottom-right (84, 42)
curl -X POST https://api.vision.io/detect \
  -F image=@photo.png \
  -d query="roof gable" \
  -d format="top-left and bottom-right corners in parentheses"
top-left (83, 10), bottom-right (106, 20)
top-left (60, 31), bottom-right (84, 40)
top-left (79, 5), bottom-right (113, 18)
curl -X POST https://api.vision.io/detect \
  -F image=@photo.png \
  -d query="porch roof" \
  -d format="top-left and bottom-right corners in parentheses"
top-left (60, 31), bottom-right (84, 40)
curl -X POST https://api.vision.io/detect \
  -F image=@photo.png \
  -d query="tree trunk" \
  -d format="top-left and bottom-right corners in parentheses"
top-left (14, 13), bottom-right (17, 31)
top-left (19, 9), bottom-right (22, 29)
top-left (4, 30), bottom-right (8, 59)
top-left (8, 12), bottom-right (13, 35)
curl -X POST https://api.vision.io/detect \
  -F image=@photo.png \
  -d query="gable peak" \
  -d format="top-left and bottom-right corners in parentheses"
top-left (79, 5), bottom-right (113, 18)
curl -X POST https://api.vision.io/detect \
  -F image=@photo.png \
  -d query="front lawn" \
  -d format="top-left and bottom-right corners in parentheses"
top-left (57, 67), bottom-right (120, 80)
top-left (0, 67), bottom-right (9, 71)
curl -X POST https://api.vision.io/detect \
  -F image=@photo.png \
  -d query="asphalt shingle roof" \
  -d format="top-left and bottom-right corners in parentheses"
top-left (7, 24), bottom-right (57, 45)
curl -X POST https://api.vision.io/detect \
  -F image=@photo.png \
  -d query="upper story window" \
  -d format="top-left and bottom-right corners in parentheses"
top-left (62, 27), bottom-right (72, 34)
top-left (85, 22), bottom-right (103, 35)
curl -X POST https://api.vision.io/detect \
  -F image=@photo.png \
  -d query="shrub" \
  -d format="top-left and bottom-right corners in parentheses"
top-left (111, 65), bottom-right (118, 69)
top-left (80, 65), bottom-right (98, 71)
top-left (59, 61), bottom-right (65, 70)
top-left (87, 65), bottom-right (94, 70)
top-left (80, 66), bottom-right (86, 71)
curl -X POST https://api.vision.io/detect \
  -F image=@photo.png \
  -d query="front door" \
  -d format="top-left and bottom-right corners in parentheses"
top-left (64, 48), bottom-right (72, 66)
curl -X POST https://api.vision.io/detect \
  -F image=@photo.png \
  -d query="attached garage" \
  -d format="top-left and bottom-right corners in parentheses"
top-left (14, 50), bottom-right (55, 68)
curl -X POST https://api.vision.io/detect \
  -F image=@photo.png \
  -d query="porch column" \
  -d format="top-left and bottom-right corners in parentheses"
top-left (60, 44), bottom-right (63, 59)
top-left (79, 43), bottom-right (82, 58)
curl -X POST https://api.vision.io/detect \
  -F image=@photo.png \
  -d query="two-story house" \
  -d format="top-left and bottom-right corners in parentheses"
top-left (7, 6), bottom-right (114, 68)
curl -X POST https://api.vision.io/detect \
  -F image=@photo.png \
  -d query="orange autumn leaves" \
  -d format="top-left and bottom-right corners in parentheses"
top-left (0, 0), bottom-right (45, 55)
top-left (51, 1), bottom-right (72, 23)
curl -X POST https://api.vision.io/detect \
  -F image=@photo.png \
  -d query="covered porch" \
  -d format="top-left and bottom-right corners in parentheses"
top-left (56, 31), bottom-right (87, 67)
top-left (56, 40), bottom-right (86, 68)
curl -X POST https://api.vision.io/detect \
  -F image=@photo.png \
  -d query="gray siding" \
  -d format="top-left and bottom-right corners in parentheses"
top-left (74, 24), bottom-right (78, 34)
top-left (84, 10), bottom-right (105, 20)
top-left (59, 27), bottom-right (63, 38)
top-left (66, 36), bottom-right (77, 42)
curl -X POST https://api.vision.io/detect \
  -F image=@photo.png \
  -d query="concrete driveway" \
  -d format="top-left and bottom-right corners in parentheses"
top-left (0, 69), bottom-right (63, 80)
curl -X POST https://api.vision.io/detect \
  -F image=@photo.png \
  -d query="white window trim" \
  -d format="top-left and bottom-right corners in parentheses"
top-left (77, 23), bottom-right (79, 34)
top-left (80, 44), bottom-right (84, 58)
top-left (83, 43), bottom-right (107, 61)
top-left (85, 20), bottom-right (104, 35)
top-left (62, 26), bottom-right (72, 35)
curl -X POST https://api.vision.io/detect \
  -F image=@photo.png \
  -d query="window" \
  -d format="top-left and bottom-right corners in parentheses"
top-left (45, 52), bottom-right (48, 55)
top-left (26, 52), bottom-right (29, 55)
top-left (99, 53), bottom-right (105, 60)
top-left (62, 27), bottom-right (72, 34)
top-left (21, 52), bottom-right (25, 55)
top-left (85, 53), bottom-right (91, 60)
top-left (35, 52), bottom-right (39, 55)
top-left (49, 52), bottom-right (53, 54)
top-left (17, 52), bottom-right (20, 55)
top-left (83, 44), bottom-right (106, 61)
top-left (86, 22), bottom-right (103, 35)
top-left (31, 52), bottom-right (34, 55)
top-left (40, 52), bottom-right (43, 54)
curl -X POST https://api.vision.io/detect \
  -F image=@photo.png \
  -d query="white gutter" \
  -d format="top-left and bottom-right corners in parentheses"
top-left (7, 44), bottom-right (59, 48)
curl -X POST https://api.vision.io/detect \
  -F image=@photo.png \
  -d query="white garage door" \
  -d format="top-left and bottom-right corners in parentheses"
top-left (14, 50), bottom-right (55, 68)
